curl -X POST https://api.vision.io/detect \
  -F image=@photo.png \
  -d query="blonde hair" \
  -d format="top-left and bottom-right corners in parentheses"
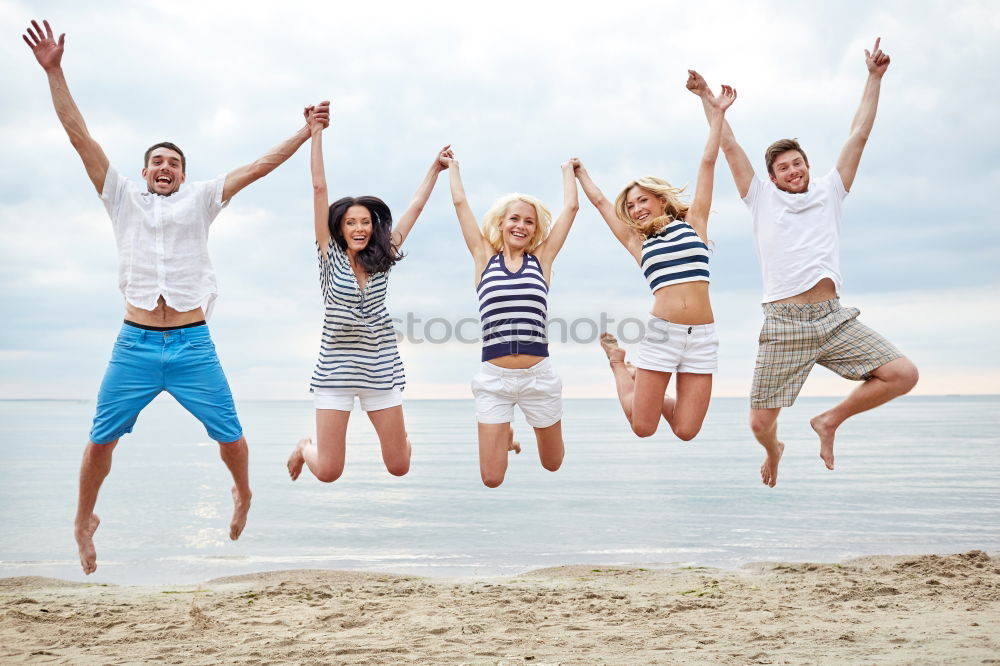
top-left (613, 176), bottom-right (690, 238)
top-left (480, 193), bottom-right (552, 253)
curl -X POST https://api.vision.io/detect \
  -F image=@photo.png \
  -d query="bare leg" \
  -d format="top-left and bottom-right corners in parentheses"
top-left (810, 357), bottom-right (919, 470)
top-left (75, 440), bottom-right (117, 575)
top-left (288, 409), bottom-right (350, 483)
top-left (218, 436), bottom-right (252, 540)
top-left (367, 405), bottom-right (411, 477)
top-left (478, 422), bottom-right (517, 488)
top-left (750, 408), bottom-right (784, 488)
top-left (666, 373), bottom-right (713, 441)
top-left (533, 420), bottom-right (564, 472)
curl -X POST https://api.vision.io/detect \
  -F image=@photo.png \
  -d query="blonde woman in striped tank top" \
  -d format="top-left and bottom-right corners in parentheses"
top-left (287, 104), bottom-right (452, 484)
top-left (446, 152), bottom-right (580, 488)
top-left (572, 79), bottom-right (736, 441)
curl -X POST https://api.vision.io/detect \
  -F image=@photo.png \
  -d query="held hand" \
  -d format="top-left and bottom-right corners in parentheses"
top-left (23, 19), bottom-right (64, 72)
top-left (561, 159), bottom-right (575, 173)
top-left (865, 37), bottom-right (890, 78)
top-left (312, 100), bottom-right (331, 128)
top-left (435, 144), bottom-right (454, 171)
top-left (686, 69), bottom-right (709, 96)
top-left (568, 157), bottom-right (586, 177)
top-left (716, 84), bottom-right (737, 112)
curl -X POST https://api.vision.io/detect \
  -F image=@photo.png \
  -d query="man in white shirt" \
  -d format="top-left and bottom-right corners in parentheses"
top-left (24, 19), bottom-right (329, 574)
top-left (688, 39), bottom-right (918, 488)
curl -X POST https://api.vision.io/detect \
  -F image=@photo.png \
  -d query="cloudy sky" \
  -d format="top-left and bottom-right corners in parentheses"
top-left (2, 0), bottom-right (998, 400)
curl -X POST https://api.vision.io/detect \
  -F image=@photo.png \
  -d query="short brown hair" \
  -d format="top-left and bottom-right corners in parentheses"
top-left (764, 138), bottom-right (808, 176)
top-left (144, 142), bottom-right (186, 173)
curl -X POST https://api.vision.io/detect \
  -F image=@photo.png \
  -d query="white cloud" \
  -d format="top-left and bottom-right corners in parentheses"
top-left (3, 0), bottom-right (998, 400)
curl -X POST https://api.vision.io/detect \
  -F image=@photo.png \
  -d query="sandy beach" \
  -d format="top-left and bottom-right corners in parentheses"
top-left (1, 551), bottom-right (997, 664)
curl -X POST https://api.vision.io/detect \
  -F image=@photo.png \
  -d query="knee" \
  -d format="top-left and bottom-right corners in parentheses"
top-left (314, 465), bottom-right (344, 484)
top-left (631, 419), bottom-right (658, 438)
top-left (749, 413), bottom-right (776, 437)
top-left (672, 425), bottom-right (701, 442)
top-left (896, 360), bottom-right (919, 393)
top-left (481, 472), bottom-right (505, 489)
top-left (541, 455), bottom-right (563, 472)
top-left (385, 460), bottom-right (410, 477)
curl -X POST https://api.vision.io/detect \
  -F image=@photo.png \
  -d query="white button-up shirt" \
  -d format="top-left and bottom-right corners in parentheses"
top-left (100, 166), bottom-right (228, 317)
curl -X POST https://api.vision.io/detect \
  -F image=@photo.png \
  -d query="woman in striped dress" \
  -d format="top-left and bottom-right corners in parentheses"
top-left (446, 152), bottom-right (579, 488)
top-left (287, 105), bottom-right (452, 483)
top-left (572, 79), bottom-right (736, 441)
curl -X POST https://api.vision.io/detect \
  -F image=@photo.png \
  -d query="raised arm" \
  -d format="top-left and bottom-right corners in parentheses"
top-left (836, 38), bottom-right (890, 192)
top-left (24, 19), bottom-right (109, 194)
top-left (572, 159), bottom-right (642, 261)
top-left (687, 70), bottom-right (754, 198)
top-left (222, 101), bottom-right (330, 203)
top-left (392, 145), bottom-right (452, 248)
top-left (535, 161), bottom-right (580, 266)
top-left (305, 105), bottom-right (331, 249)
top-left (686, 85), bottom-right (737, 239)
top-left (447, 157), bottom-right (492, 264)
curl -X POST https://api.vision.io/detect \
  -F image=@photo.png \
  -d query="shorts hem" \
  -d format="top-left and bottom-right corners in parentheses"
top-left (526, 414), bottom-right (562, 428)
top-left (750, 397), bottom-right (797, 409)
top-left (477, 415), bottom-right (514, 425)
top-left (212, 430), bottom-right (245, 444)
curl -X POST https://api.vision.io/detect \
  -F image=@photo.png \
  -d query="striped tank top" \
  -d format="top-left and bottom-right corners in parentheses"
top-left (641, 221), bottom-right (710, 293)
top-left (477, 253), bottom-right (549, 362)
top-left (310, 239), bottom-right (404, 392)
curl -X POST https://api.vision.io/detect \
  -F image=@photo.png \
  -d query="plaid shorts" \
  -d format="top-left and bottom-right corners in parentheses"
top-left (750, 299), bottom-right (903, 409)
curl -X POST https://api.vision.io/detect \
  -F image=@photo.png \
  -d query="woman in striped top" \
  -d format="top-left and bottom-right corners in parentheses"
top-left (447, 152), bottom-right (579, 488)
top-left (572, 78), bottom-right (736, 441)
top-left (287, 104), bottom-right (452, 483)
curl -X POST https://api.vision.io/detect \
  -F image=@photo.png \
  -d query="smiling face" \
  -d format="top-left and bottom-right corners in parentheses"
top-left (340, 204), bottom-right (373, 252)
top-left (768, 149), bottom-right (810, 193)
top-left (500, 201), bottom-right (538, 251)
top-left (142, 147), bottom-right (186, 195)
top-left (625, 186), bottom-right (668, 225)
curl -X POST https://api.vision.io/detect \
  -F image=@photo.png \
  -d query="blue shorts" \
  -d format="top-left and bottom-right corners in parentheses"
top-left (89, 322), bottom-right (243, 445)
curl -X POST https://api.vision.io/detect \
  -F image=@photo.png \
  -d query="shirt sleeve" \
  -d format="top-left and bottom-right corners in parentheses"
top-left (99, 165), bottom-right (128, 224)
top-left (828, 169), bottom-right (848, 201)
top-left (741, 174), bottom-right (765, 211)
top-left (317, 238), bottom-right (341, 298)
top-left (201, 174), bottom-right (230, 224)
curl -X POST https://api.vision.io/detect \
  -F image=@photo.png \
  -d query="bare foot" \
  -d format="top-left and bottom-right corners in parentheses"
top-left (760, 440), bottom-right (785, 488)
top-left (230, 486), bottom-right (251, 541)
top-left (74, 513), bottom-right (100, 575)
top-left (287, 436), bottom-right (310, 480)
top-left (507, 425), bottom-right (521, 455)
top-left (810, 415), bottom-right (836, 470)
top-left (599, 333), bottom-right (625, 362)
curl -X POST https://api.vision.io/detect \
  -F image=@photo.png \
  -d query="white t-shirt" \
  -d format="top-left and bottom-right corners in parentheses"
top-left (100, 166), bottom-right (228, 317)
top-left (742, 168), bottom-right (847, 303)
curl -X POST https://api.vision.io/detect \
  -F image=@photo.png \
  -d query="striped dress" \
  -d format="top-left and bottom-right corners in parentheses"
top-left (640, 221), bottom-right (710, 293)
top-left (477, 253), bottom-right (549, 362)
top-left (310, 239), bottom-right (404, 391)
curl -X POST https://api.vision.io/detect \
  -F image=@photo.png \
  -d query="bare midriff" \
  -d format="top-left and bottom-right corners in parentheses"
top-left (488, 354), bottom-right (546, 370)
top-left (770, 278), bottom-right (838, 305)
top-left (650, 281), bottom-right (714, 325)
top-left (125, 297), bottom-right (206, 327)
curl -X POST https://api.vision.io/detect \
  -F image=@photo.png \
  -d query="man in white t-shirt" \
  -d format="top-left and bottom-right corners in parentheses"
top-left (24, 19), bottom-right (329, 574)
top-left (688, 38), bottom-right (919, 487)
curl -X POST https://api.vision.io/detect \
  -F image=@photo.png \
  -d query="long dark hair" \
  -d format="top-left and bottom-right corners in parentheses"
top-left (328, 196), bottom-right (404, 274)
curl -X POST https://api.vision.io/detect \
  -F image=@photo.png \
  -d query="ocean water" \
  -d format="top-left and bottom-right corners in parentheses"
top-left (0, 396), bottom-right (997, 585)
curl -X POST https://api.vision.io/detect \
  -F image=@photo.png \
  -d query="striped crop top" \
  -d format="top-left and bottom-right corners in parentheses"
top-left (477, 253), bottom-right (549, 362)
top-left (640, 221), bottom-right (710, 293)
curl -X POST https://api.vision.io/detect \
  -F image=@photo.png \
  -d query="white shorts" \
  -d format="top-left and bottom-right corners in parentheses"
top-left (471, 358), bottom-right (563, 428)
top-left (313, 386), bottom-right (402, 412)
top-left (634, 319), bottom-right (718, 374)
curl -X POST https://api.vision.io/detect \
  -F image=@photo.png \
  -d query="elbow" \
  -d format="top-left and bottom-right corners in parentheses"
top-left (452, 196), bottom-right (467, 208)
top-left (566, 202), bottom-right (580, 214)
top-left (312, 181), bottom-right (327, 195)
